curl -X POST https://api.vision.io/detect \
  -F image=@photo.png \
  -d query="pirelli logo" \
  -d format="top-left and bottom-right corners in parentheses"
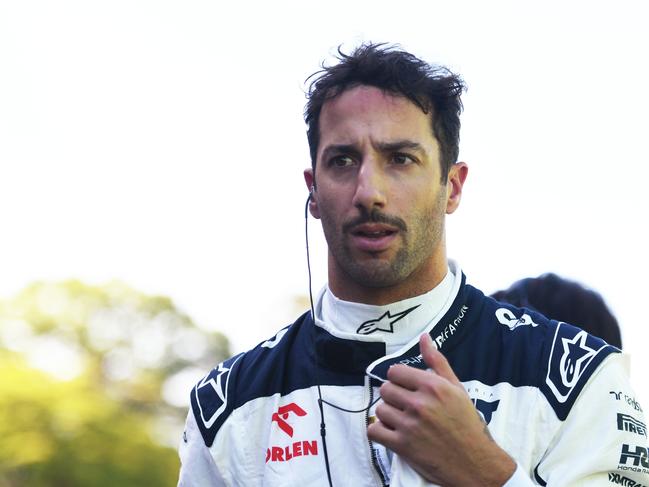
top-left (618, 413), bottom-right (647, 437)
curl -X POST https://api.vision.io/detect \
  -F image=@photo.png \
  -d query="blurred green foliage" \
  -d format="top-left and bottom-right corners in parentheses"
top-left (0, 281), bottom-right (230, 487)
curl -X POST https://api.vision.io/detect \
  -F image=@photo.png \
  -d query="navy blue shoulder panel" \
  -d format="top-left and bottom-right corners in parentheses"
top-left (538, 320), bottom-right (618, 420)
top-left (448, 289), bottom-right (619, 420)
top-left (189, 311), bottom-right (383, 447)
top-left (369, 284), bottom-right (619, 422)
top-left (190, 351), bottom-right (246, 447)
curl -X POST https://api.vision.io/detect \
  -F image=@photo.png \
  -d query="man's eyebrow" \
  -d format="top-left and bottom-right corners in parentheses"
top-left (320, 144), bottom-right (360, 160)
top-left (375, 140), bottom-right (427, 153)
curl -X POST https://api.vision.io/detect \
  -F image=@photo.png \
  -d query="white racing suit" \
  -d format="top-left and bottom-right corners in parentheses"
top-left (178, 271), bottom-right (648, 486)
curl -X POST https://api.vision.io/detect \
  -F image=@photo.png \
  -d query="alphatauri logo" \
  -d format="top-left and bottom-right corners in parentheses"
top-left (473, 399), bottom-right (500, 425)
top-left (356, 305), bottom-right (420, 335)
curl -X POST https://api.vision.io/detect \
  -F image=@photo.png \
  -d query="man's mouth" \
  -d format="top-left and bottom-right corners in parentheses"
top-left (349, 224), bottom-right (399, 252)
top-left (353, 229), bottom-right (396, 238)
top-left (352, 223), bottom-right (398, 237)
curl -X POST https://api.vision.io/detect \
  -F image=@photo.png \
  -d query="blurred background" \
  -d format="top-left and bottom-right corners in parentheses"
top-left (1, 0), bottom-right (647, 485)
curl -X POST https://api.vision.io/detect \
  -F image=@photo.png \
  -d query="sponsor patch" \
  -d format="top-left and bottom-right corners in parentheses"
top-left (432, 305), bottom-right (469, 349)
top-left (609, 472), bottom-right (647, 486)
top-left (466, 385), bottom-right (500, 425)
top-left (265, 441), bottom-right (319, 463)
top-left (618, 413), bottom-right (647, 437)
top-left (473, 399), bottom-right (500, 425)
top-left (356, 306), bottom-right (420, 335)
top-left (611, 391), bottom-right (644, 413)
top-left (194, 355), bottom-right (242, 429)
top-left (619, 444), bottom-right (649, 474)
top-left (266, 402), bottom-right (318, 463)
top-left (271, 403), bottom-right (307, 437)
top-left (495, 307), bottom-right (539, 330)
top-left (546, 326), bottom-right (608, 403)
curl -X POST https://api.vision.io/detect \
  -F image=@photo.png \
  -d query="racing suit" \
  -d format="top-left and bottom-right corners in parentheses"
top-left (178, 266), bottom-right (649, 486)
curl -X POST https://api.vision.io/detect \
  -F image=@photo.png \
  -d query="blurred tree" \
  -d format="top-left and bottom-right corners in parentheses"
top-left (0, 280), bottom-right (230, 487)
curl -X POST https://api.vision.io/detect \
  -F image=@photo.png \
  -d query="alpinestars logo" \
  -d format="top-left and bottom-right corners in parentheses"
top-left (194, 356), bottom-right (242, 429)
top-left (546, 327), bottom-right (605, 403)
top-left (356, 305), bottom-right (420, 335)
top-left (618, 413), bottom-right (647, 437)
top-left (559, 331), bottom-right (596, 389)
top-left (271, 403), bottom-right (307, 437)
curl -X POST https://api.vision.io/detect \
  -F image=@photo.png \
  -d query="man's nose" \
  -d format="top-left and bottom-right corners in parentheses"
top-left (351, 158), bottom-right (387, 211)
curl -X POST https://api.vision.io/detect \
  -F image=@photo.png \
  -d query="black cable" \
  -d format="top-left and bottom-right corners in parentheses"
top-left (305, 194), bottom-right (382, 486)
top-left (305, 194), bottom-right (316, 324)
top-left (320, 395), bottom-right (382, 414)
top-left (306, 195), bottom-right (333, 487)
top-left (317, 387), bottom-right (334, 487)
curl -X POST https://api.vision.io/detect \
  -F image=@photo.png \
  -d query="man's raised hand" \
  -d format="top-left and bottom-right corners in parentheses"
top-left (367, 334), bottom-right (516, 486)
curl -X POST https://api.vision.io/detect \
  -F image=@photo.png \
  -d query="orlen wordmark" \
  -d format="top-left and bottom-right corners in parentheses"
top-left (265, 441), bottom-right (318, 463)
top-left (266, 403), bottom-right (319, 463)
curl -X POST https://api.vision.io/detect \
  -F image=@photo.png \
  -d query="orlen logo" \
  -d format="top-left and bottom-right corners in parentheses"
top-left (266, 403), bottom-right (319, 463)
top-left (271, 403), bottom-right (306, 437)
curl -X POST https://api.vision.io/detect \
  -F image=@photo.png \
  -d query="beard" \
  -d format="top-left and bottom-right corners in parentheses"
top-left (319, 197), bottom-right (445, 289)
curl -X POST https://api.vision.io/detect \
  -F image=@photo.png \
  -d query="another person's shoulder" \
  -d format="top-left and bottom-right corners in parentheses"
top-left (188, 311), bottom-right (313, 447)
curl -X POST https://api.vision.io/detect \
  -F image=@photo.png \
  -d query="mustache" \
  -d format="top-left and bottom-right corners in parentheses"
top-left (342, 208), bottom-right (407, 233)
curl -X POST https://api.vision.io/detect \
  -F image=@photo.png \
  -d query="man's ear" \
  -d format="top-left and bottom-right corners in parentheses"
top-left (303, 168), bottom-right (320, 219)
top-left (446, 162), bottom-right (468, 215)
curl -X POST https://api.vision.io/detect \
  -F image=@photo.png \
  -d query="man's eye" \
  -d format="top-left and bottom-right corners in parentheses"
top-left (330, 155), bottom-right (355, 167)
top-left (392, 153), bottom-right (415, 165)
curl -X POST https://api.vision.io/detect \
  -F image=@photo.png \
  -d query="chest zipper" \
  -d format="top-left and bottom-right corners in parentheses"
top-left (365, 380), bottom-right (388, 486)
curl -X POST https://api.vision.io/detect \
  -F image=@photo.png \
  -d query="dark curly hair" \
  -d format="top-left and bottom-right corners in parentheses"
top-left (304, 43), bottom-right (466, 182)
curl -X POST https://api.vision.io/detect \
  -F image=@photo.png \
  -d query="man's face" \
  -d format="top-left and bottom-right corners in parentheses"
top-left (305, 85), bottom-right (465, 300)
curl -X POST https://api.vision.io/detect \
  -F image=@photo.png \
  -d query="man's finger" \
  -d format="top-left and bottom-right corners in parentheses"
top-left (374, 400), bottom-right (405, 430)
top-left (386, 362), bottom-right (440, 390)
top-left (420, 333), bottom-right (461, 386)
top-left (379, 380), bottom-right (412, 410)
top-left (367, 417), bottom-right (401, 450)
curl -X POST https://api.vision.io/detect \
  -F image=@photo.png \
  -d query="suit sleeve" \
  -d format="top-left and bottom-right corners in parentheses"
top-left (177, 409), bottom-right (227, 486)
top-left (534, 353), bottom-right (649, 486)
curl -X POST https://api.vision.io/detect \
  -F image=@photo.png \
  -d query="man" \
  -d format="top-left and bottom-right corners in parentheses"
top-left (178, 44), bottom-right (648, 486)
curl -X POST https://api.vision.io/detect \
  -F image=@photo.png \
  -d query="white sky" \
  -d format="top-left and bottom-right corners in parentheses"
top-left (1, 0), bottom-right (647, 404)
